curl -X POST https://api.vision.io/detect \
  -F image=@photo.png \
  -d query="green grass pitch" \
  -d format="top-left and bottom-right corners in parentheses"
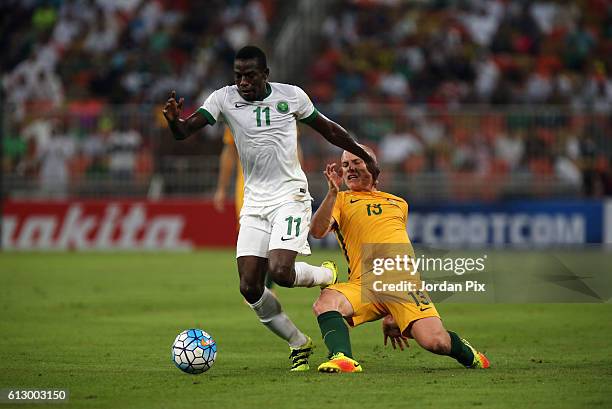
top-left (0, 250), bottom-right (610, 409)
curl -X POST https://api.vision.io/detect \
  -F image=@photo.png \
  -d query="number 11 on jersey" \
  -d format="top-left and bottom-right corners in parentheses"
top-left (254, 106), bottom-right (270, 126)
top-left (285, 216), bottom-right (301, 236)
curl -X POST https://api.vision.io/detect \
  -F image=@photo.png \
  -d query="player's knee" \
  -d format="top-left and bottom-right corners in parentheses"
top-left (312, 297), bottom-right (333, 316)
top-left (312, 290), bottom-right (342, 316)
top-left (239, 279), bottom-right (264, 304)
top-left (268, 263), bottom-right (294, 288)
top-left (419, 332), bottom-right (451, 355)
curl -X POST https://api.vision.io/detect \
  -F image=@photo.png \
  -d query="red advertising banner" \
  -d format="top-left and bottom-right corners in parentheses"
top-left (2, 200), bottom-right (237, 250)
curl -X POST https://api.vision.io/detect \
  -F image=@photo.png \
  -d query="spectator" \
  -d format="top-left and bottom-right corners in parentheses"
top-left (107, 120), bottom-right (142, 180)
top-left (379, 123), bottom-right (422, 168)
top-left (495, 129), bottom-right (525, 170)
top-left (37, 124), bottom-right (76, 198)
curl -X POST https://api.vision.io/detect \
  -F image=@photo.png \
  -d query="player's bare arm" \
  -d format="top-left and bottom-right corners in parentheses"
top-left (310, 163), bottom-right (342, 238)
top-left (307, 114), bottom-right (380, 182)
top-left (162, 90), bottom-right (210, 140)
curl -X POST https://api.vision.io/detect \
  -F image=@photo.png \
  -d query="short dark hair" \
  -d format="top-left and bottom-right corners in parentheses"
top-left (235, 45), bottom-right (267, 70)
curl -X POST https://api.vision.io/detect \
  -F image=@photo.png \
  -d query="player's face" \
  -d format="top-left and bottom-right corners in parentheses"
top-left (341, 151), bottom-right (374, 192)
top-left (234, 59), bottom-right (268, 101)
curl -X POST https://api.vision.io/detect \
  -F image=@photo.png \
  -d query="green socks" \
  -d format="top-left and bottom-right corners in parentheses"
top-left (317, 311), bottom-right (353, 358)
top-left (317, 314), bottom-right (473, 365)
top-left (448, 331), bottom-right (475, 366)
top-left (264, 273), bottom-right (275, 289)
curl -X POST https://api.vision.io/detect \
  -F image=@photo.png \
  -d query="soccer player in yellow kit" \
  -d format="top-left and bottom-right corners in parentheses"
top-left (213, 126), bottom-right (245, 220)
top-left (310, 146), bottom-right (490, 373)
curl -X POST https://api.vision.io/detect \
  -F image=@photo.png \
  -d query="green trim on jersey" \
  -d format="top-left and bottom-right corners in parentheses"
top-left (299, 108), bottom-right (319, 124)
top-left (263, 83), bottom-right (272, 100)
top-left (196, 108), bottom-right (216, 125)
top-left (334, 226), bottom-right (352, 278)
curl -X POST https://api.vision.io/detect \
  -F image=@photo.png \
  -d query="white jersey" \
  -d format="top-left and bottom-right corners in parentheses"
top-left (198, 82), bottom-right (317, 208)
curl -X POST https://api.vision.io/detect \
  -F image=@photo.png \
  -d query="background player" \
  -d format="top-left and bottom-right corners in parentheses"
top-left (309, 146), bottom-right (489, 373)
top-left (213, 126), bottom-right (244, 219)
top-left (163, 45), bottom-right (378, 371)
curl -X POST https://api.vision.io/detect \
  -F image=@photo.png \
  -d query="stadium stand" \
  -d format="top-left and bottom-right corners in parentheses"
top-left (1, 0), bottom-right (611, 200)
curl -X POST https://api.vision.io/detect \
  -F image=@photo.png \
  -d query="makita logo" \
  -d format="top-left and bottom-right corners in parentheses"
top-left (2, 203), bottom-right (193, 250)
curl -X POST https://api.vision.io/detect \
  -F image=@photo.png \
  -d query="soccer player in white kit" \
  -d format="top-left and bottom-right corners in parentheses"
top-left (163, 46), bottom-right (378, 371)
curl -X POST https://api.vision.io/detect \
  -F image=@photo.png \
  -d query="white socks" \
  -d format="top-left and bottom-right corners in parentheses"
top-left (248, 288), bottom-right (308, 348)
top-left (293, 262), bottom-right (333, 287)
top-left (247, 263), bottom-right (334, 347)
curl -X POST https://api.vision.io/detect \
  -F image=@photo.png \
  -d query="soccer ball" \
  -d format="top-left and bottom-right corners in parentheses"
top-left (171, 329), bottom-right (217, 374)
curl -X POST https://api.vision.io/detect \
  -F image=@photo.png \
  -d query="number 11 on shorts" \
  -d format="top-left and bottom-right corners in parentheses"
top-left (285, 216), bottom-right (301, 237)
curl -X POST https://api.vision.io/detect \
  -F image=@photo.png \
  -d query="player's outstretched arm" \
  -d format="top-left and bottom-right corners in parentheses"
top-left (162, 90), bottom-right (210, 140)
top-left (310, 163), bottom-right (341, 238)
top-left (307, 114), bottom-right (380, 182)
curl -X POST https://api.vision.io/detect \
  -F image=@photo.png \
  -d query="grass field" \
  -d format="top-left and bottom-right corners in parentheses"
top-left (1, 250), bottom-right (611, 409)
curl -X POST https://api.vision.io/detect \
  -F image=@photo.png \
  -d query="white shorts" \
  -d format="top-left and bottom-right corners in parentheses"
top-left (236, 201), bottom-right (312, 258)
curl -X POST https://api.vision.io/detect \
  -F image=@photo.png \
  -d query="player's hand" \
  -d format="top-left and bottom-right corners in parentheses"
top-left (162, 90), bottom-right (184, 123)
top-left (382, 315), bottom-right (410, 351)
top-left (213, 189), bottom-right (225, 212)
top-left (324, 163), bottom-right (342, 193)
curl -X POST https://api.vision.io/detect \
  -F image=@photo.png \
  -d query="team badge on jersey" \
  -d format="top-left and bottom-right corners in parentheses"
top-left (276, 101), bottom-right (289, 113)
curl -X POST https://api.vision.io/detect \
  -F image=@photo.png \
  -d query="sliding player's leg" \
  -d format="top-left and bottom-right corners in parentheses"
top-left (381, 287), bottom-right (488, 368)
top-left (408, 317), bottom-right (490, 369)
top-left (383, 293), bottom-right (490, 369)
top-left (312, 284), bottom-right (381, 373)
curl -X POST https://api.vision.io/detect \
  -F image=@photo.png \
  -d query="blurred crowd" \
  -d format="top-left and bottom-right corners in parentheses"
top-left (2, 0), bottom-right (273, 111)
top-left (2, 0), bottom-right (612, 198)
top-left (308, 0), bottom-right (612, 109)
top-left (300, 106), bottom-right (612, 199)
top-left (2, 0), bottom-right (274, 196)
top-left (302, 0), bottom-right (612, 197)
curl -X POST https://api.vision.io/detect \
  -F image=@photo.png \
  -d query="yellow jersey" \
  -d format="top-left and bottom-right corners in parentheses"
top-left (331, 190), bottom-right (414, 282)
top-left (222, 127), bottom-right (244, 217)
